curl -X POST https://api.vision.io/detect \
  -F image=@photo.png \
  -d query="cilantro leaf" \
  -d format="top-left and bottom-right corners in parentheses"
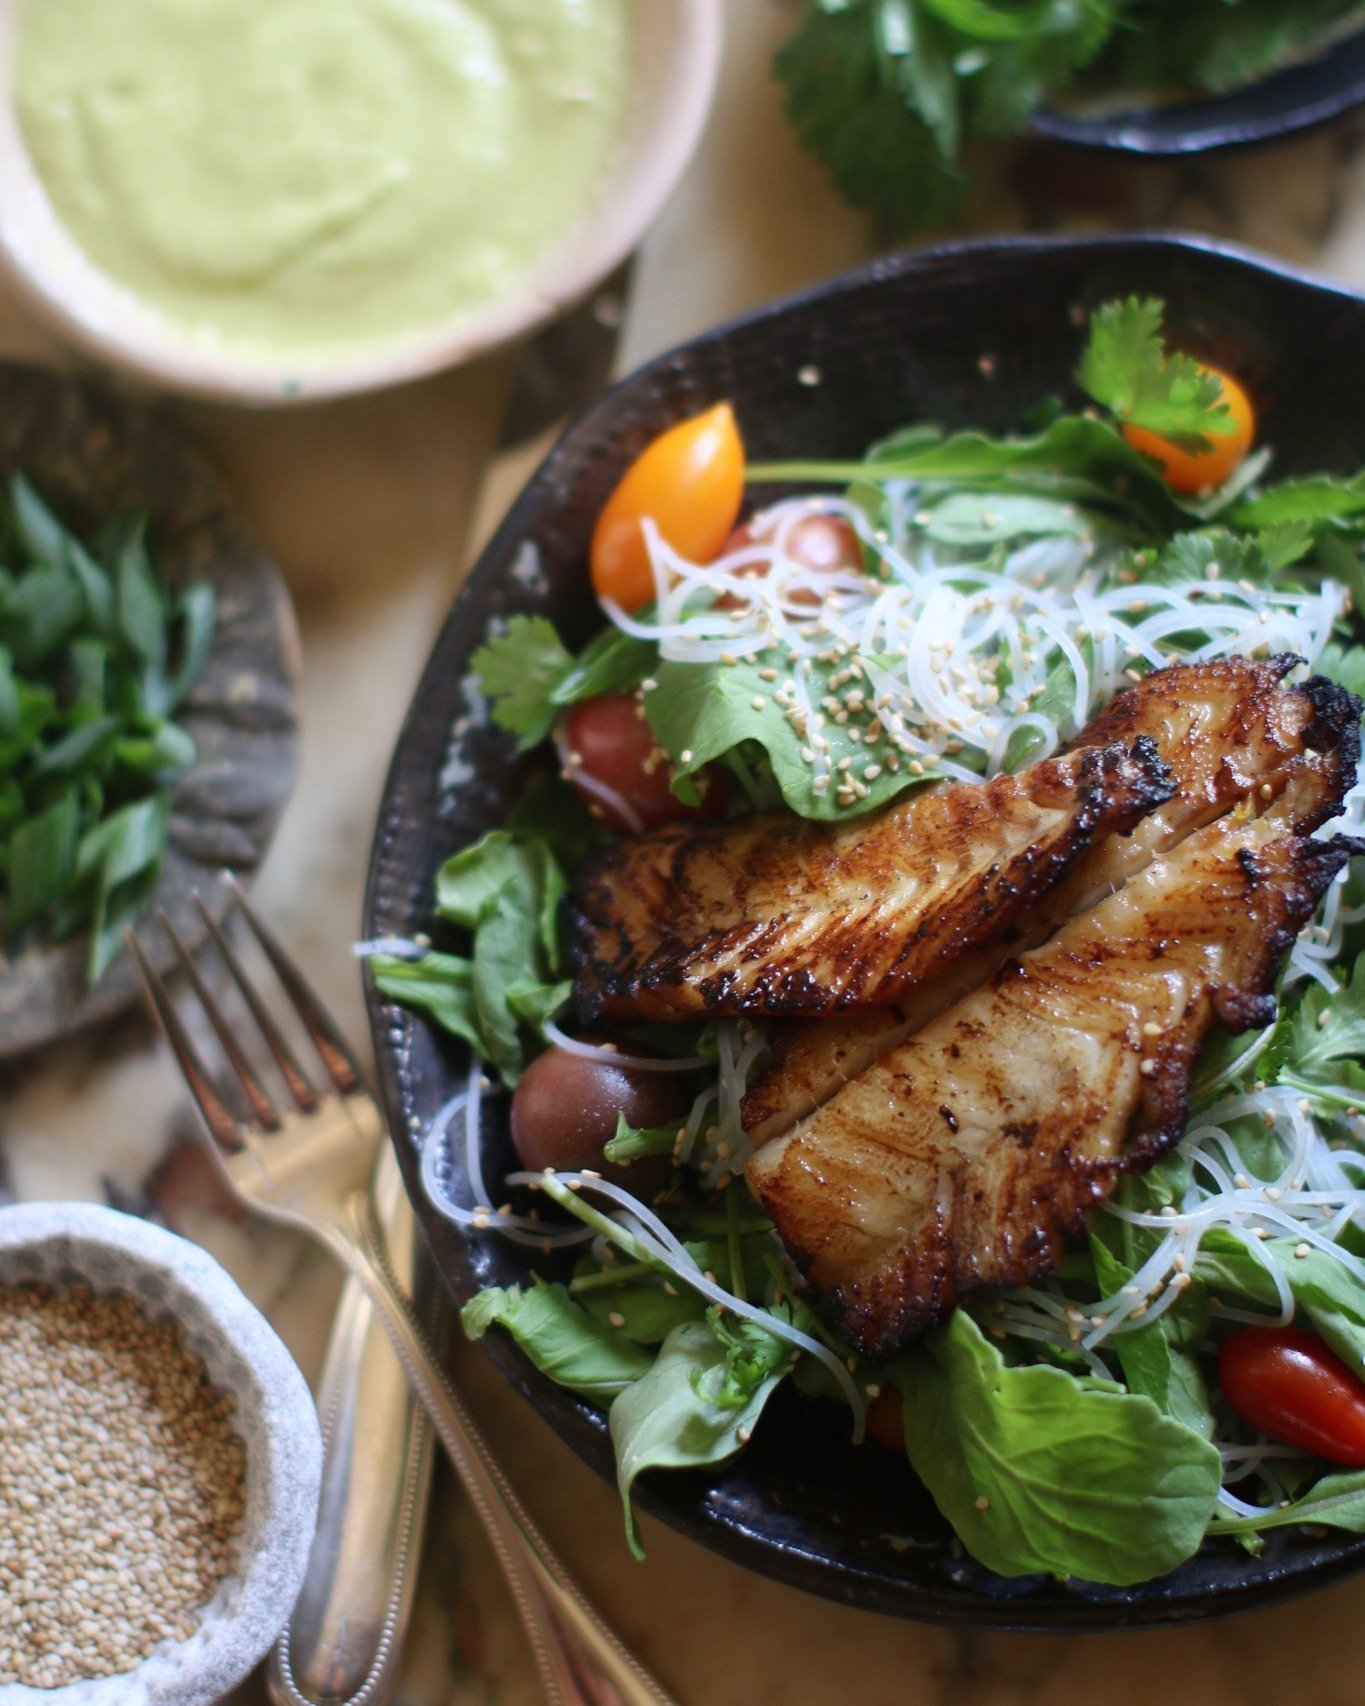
top-left (1077, 297), bottom-right (1233, 451)
top-left (774, 0), bottom-right (1118, 231)
top-left (472, 615), bottom-right (655, 751)
top-left (774, 0), bottom-right (966, 232)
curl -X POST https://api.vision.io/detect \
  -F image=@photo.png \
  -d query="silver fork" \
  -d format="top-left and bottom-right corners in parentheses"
top-left (127, 879), bottom-right (674, 1706)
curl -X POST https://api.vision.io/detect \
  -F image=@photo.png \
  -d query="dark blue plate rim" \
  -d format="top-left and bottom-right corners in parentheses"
top-left (1031, 26), bottom-right (1365, 154)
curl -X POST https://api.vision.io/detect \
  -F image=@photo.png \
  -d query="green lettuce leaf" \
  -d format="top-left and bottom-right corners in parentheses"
top-left (609, 1319), bottom-right (786, 1558)
top-left (462, 1282), bottom-right (652, 1400)
top-left (897, 1310), bottom-right (1221, 1583)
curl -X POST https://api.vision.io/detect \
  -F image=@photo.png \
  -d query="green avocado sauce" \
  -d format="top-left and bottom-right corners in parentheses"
top-left (14, 0), bottom-right (628, 360)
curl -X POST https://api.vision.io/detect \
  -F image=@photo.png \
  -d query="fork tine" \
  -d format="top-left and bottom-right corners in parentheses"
top-left (156, 907), bottom-right (282, 1133)
top-left (192, 894), bottom-right (319, 1113)
top-left (222, 873), bottom-right (366, 1096)
top-left (125, 926), bottom-right (248, 1154)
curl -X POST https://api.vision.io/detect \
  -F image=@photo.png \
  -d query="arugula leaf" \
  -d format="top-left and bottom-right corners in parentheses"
top-left (609, 1319), bottom-right (786, 1558)
top-left (369, 951), bottom-right (482, 1051)
top-left (751, 412), bottom-right (1206, 535)
top-left (897, 1310), bottom-right (1222, 1583)
top-left (472, 615), bottom-right (655, 751)
top-left (1088, 1231), bottom-right (1214, 1438)
top-left (506, 773), bottom-right (608, 870)
top-left (644, 644), bottom-right (937, 821)
top-left (1194, 1229), bottom-right (1365, 1377)
top-left (1212, 1468), bottom-right (1365, 1540)
top-left (1076, 297), bottom-right (1233, 452)
top-left (372, 828), bottom-right (570, 1082)
top-left (462, 1282), bottom-right (653, 1400)
top-left (571, 1259), bottom-right (706, 1345)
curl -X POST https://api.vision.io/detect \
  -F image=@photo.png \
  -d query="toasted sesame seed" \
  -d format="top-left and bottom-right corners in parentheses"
top-left (974, 1495), bottom-right (990, 1511)
top-left (1139, 1059), bottom-right (1157, 1077)
top-left (0, 1284), bottom-right (245, 1688)
top-left (609, 1312), bottom-right (627, 1328)
top-left (751, 696), bottom-right (766, 711)
top-left (1294, 1244), bottom-right (1312, 1260)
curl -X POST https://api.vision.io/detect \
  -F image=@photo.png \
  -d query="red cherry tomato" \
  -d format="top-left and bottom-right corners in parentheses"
top-left (716, 510), bottom-right (863, 611)
top-left (510, 1040), bottom-right (684, 1188)
top-left (1218, 1325), bottom-right (1365, 1465)
top-left (558, 693), bottom-right (727, 835)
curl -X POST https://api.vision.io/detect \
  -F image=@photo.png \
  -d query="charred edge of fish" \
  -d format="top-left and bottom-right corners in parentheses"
top-left (1123, 831), bottom-right (1363, 1177)
top-left (1299, 674), bottom-right (1364, 764)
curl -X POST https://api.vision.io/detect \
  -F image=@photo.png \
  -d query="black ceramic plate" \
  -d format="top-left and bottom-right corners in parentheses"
top-left (365, 234), bottom-right (1365, 1628)
top-left (0, 366), bottom-right (300, 1057)
top-left (1032, 26), bottom-right (1365, 154)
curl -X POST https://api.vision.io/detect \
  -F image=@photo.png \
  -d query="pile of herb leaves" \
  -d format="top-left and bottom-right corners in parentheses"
top-left (776, 0), bottom-right (1365, 232)
top-left (0, 476), bottom-right (213, 983)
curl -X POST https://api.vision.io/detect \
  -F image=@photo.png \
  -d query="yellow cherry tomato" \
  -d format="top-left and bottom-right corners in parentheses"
top-left (590, 403), bottom-right (745, 612)
top-left (1121, 364), bottom-right (1256, 495)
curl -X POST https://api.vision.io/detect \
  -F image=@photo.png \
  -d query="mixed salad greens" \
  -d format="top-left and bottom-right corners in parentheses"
top-left (0, 478), bottom-right (212, 982)
top-left (776, 0), bottom-right (1365, 231)
top-left (369, 297), bottom-right (1365, 1584)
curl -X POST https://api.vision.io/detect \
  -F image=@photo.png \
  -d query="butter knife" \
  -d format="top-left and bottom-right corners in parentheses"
top-left (269, 1145), bottom-right (442, 1706)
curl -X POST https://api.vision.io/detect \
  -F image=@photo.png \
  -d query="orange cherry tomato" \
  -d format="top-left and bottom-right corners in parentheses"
top-left (590, 404), bottom-right (745, 613)
top-left (1218, 1325), bottom-right (1365, 1465)
top-left (715, 510), bottom-right (863, 611)
top-left (1121, 363), bottom-right (1256, 495)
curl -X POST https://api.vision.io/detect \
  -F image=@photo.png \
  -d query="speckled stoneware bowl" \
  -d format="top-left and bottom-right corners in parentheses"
top-left (0, 1202), bottom-right (322, 1706)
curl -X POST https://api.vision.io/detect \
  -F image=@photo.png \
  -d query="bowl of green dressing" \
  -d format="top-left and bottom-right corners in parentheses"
top-left (0, 0), bottom-right (720, 402)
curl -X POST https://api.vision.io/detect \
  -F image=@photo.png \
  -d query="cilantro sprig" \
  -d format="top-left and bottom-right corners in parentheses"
top-left (775, 0), bottom-right (1364, 231)
top-left (1076, 297), bottom-right (1235, 452)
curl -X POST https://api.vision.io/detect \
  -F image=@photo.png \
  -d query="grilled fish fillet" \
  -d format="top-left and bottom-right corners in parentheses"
top-left (570, 740), bottom-right (1173, 1024)
top-left (747, 752), bottom-right (1363, 1361)
top-left (741, 657), bottom-right (1351, 1146)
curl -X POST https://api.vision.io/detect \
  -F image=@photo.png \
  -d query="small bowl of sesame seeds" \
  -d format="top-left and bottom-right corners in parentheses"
top-left (0, 1201), bottom-right (322, 1704)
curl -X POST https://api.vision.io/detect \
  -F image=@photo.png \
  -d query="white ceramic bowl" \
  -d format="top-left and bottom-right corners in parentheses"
top-left (0, 0), bottom-right (722, 403)
top-left (0, 1202), bottom-right (322, 1706)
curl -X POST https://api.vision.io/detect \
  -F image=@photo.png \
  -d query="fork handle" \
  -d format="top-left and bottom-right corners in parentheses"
top-left (322, 1193), bottom-right (676, 1706)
